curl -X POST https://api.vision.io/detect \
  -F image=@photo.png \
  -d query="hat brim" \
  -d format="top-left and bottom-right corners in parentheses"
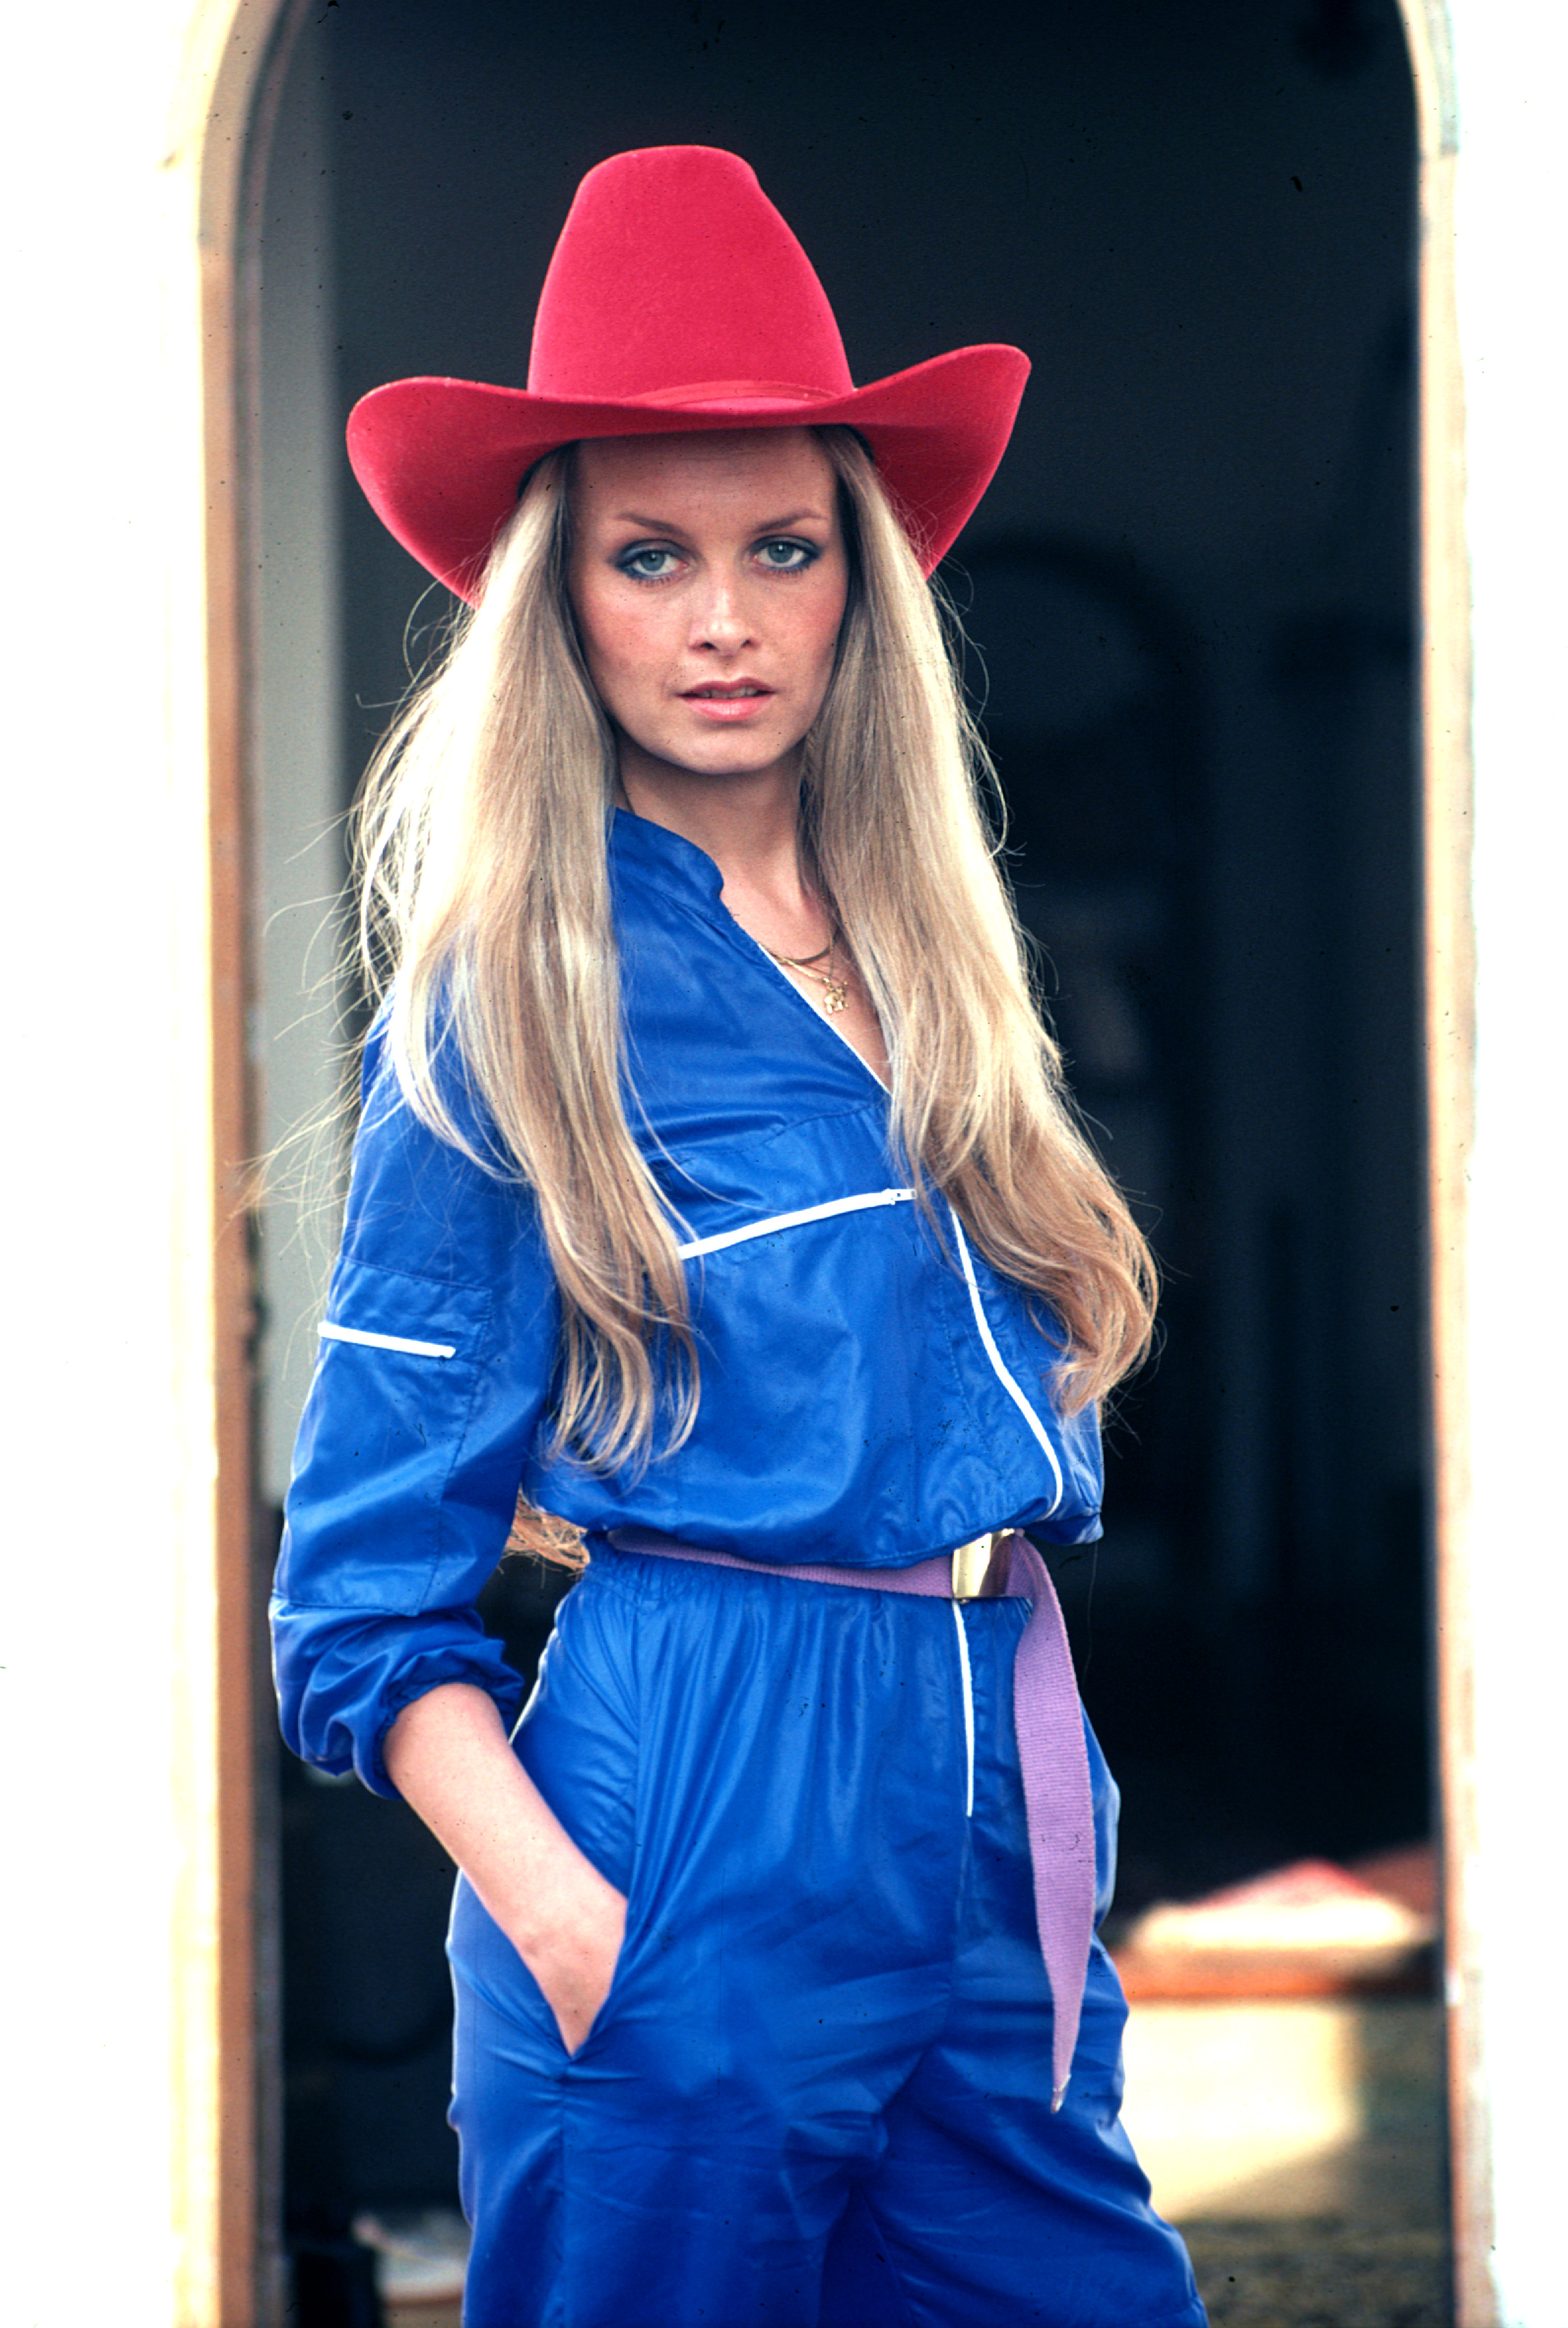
top-left (347, 344), bottom-right (1029, 599)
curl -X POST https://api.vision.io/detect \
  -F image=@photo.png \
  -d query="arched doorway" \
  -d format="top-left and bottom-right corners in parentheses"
top-left (207, 0), bottom-right (1473, 2313)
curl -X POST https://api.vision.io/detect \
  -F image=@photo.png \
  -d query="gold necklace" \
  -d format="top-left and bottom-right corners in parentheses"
top-left (764, 931), bottom-right (850, 1015)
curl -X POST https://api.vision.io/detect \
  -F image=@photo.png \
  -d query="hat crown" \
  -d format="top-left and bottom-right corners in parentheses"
top-left (527, 146), bottom-right (854, 406)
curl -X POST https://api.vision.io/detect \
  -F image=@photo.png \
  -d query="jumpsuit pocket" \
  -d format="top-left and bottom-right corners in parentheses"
top-left (460, 1567), bottom-right (647, 2063)
top-left (481, 1871), bottom-right (636, 2063)
top-left (556, 1881), bottom-right (638, 2059)
top-left (448, 1801), bottom-right (645, 2071)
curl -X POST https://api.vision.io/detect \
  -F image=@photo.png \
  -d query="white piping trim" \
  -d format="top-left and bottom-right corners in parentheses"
top-left (951, 1602), bottom-right (976, 1818)
top-left (675, 1187), bottom-right (913, 1260)
top-left (318, 1321), bottom-right (457, 1360)
top-left (947, 1205), bottom-right (1065, 1516)
top-left (745, 934), bottom-right (892, 1092)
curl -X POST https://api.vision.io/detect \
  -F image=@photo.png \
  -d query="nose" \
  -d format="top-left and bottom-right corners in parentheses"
top-left (690, 571), bottom-right (755, 654)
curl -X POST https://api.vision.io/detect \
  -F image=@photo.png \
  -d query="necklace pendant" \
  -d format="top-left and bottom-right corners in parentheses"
top-left (823, 979), bottom-right (849, 1015)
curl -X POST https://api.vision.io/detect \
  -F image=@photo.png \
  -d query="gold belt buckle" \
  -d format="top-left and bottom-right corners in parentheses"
top-left (951, 1531), bottom-right (1002, 1600)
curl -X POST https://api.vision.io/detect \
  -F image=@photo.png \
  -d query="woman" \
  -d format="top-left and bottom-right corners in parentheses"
top-left (274, 146), bottom-right (1207, 2327)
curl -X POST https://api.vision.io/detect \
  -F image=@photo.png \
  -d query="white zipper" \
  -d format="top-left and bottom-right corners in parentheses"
top-left (318, 1321), bottom-right (457, 1360)
top-left (946, 1205), bottom-right (1064, 1516)
top-left (950, 1602), bottom-right (976, 1818)
top-left (675, 1187), bottom-right (913, 1260)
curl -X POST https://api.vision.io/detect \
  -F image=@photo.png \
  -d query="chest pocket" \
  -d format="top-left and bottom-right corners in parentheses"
top-left (674, 1186), bottom-right (915, 1260)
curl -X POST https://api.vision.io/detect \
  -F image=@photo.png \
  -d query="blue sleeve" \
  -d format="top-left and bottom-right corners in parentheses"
top-left (271, 1015), bottom-right (559, 1795)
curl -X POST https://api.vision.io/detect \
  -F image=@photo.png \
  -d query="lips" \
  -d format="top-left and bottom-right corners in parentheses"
top-left (679, 678), bottom-right (776, 722)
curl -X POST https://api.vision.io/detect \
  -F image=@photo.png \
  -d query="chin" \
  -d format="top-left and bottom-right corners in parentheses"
top-left (657, 737), bottom-right (801, 783)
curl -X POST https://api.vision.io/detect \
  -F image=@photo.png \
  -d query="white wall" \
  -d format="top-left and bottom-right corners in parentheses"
top-left (1448, 3), bottom-right (1568, 2321)
top-left (0, 2), bottom-right (223, 2319)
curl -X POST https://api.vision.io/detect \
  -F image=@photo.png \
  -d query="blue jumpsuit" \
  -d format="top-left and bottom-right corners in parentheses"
top-left (273, 807), bottom-right (1206, 2327)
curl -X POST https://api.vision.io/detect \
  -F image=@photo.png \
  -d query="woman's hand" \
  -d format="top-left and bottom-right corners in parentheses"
top-left (383, 1680), bottom-right (628, 2054)
top-left (513, 1845), bottom-right (628, 2053)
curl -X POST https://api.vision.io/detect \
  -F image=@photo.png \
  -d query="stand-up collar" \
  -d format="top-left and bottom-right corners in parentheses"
top-left (608, 806), bottom-right (730, 914)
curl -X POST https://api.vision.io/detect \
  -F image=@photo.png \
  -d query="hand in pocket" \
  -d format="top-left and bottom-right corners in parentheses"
top-left (515, 1851), bottom-right (630, 2055)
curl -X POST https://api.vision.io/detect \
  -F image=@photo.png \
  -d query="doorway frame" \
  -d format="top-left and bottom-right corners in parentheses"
top-left (1397, 7), bottom-right (1489, 2321)
top-left (175, 0), bottom-right (1481, 2315)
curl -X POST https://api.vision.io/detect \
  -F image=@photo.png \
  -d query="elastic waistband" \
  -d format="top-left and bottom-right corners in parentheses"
top-left (608, 1523), bottom-right (1093, 2109)
top-left (605, 1526), bottom-right (1012, 1601)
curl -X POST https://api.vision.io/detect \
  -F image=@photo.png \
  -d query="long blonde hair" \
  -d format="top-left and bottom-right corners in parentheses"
top-left (355, 427), bottom-right (1155, 1475)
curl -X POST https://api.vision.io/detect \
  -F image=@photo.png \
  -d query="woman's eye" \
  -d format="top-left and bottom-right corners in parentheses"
top-left (756, 539), bottom-right (814, 571)
top-left (619, 546), bottom-right (681, 581)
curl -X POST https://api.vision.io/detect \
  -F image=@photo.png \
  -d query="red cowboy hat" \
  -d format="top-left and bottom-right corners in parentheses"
top-left (347, 146), bottom-right (1030, 600)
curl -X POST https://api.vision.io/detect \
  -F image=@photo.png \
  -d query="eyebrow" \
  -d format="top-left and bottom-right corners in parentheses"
top-left (606, 507), bottom-right (833, 532)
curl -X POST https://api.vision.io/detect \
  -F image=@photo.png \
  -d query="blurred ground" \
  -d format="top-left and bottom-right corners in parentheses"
top-left (1128, 1996), bottom-right (1448, 2326)
top-left (1183, 2221), bottom-right (1448, 2327)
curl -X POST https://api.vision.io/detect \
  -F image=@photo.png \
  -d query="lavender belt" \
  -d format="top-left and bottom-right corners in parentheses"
top-left (607, 1525), bottom-right (1094, 2108)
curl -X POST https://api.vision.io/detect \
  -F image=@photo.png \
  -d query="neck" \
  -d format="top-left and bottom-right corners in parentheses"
top-left (617, 753), bottom-right (823, 944)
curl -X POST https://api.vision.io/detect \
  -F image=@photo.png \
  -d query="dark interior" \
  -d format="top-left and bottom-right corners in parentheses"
top-left (261, 0), bottom-right (1423, 2269)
